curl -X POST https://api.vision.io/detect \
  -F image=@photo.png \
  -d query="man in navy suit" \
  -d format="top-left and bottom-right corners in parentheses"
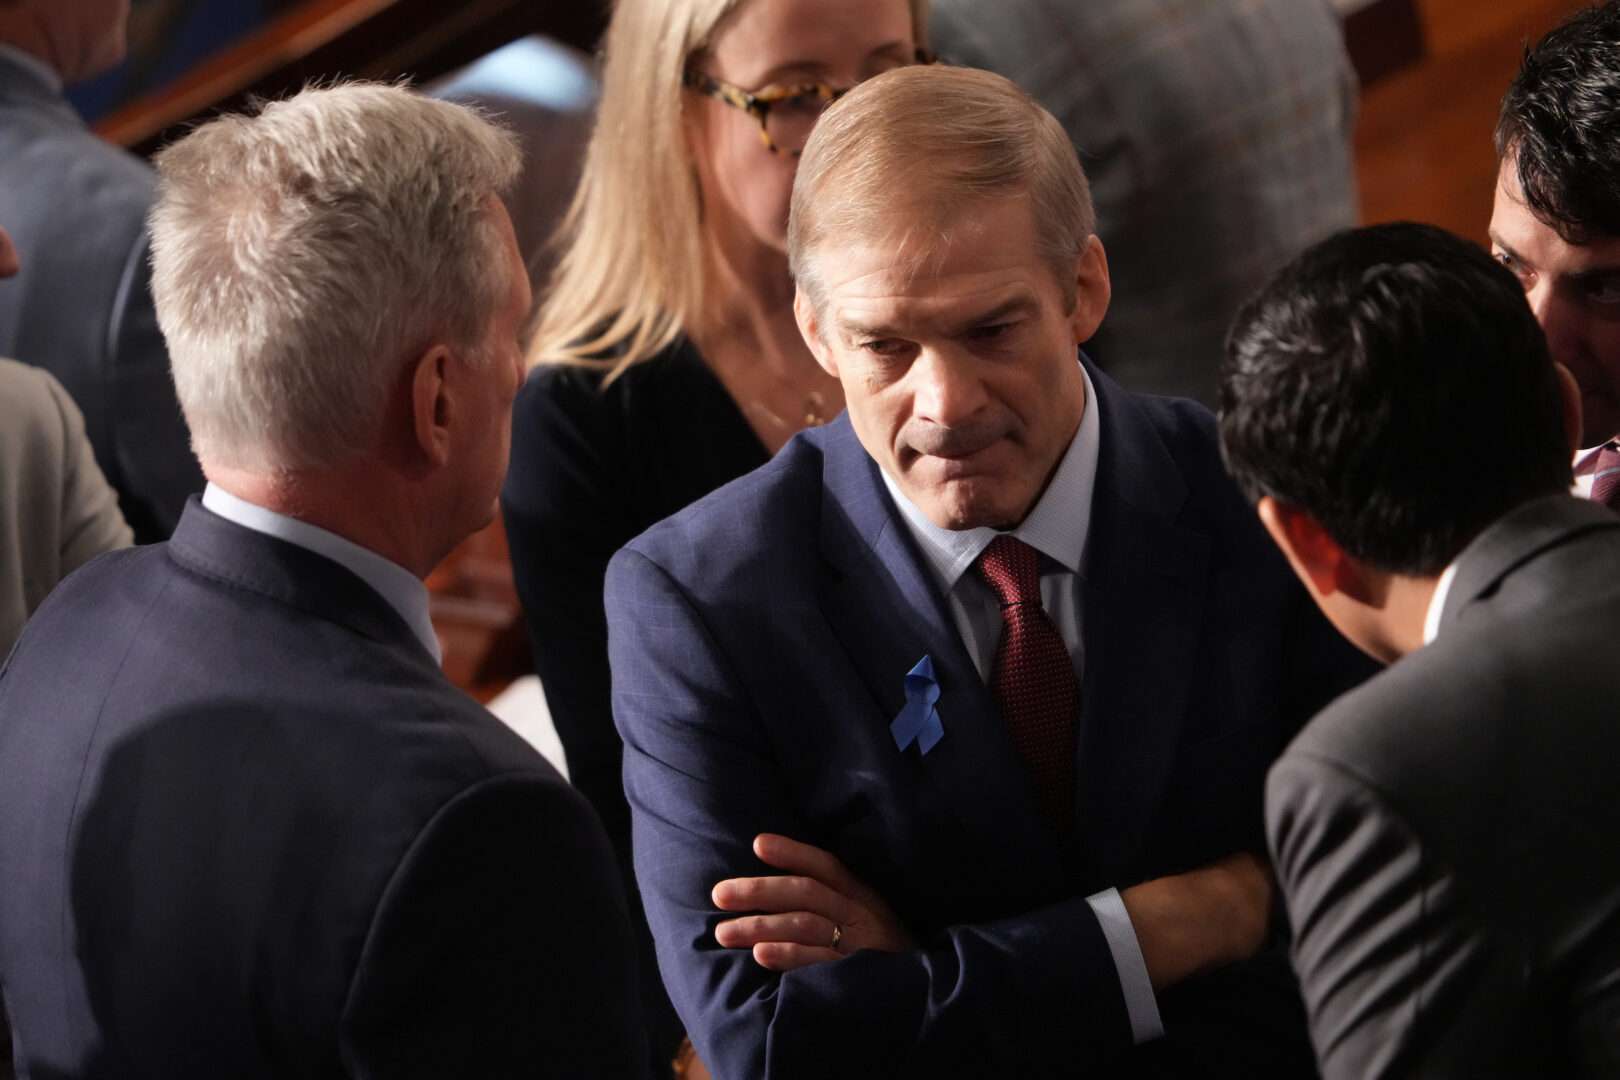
top-left (0, 84), bottom-right (646, 1078)
top-left (606, 66), bottom-right (1372, 1078)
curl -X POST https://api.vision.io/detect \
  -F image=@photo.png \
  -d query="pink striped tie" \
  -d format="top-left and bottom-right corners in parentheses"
top-left (1592, 443), bottom-right (1620, 509)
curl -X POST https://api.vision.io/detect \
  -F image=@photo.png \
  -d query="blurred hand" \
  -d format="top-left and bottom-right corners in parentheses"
top-left (712, 833), bottom-right (913, 971)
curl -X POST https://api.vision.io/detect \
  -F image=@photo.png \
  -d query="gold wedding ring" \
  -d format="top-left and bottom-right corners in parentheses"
top-left (830, 924), bottom-right (843, 950)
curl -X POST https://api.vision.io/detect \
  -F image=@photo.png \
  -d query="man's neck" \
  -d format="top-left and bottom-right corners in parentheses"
top-left (1378, 571), bottom-right (1443, 660)
top-left (205, 465), bottom-right (437, 579)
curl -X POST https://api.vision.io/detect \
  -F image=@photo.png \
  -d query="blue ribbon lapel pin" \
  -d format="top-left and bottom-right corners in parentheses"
top-left (891, 655), bottom-right (944, 755)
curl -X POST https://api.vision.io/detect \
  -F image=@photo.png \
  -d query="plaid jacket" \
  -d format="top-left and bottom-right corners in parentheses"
top-left (931, 0), bottom-right (1359, 405)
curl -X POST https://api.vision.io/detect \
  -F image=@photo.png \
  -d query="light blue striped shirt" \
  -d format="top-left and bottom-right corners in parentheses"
top-left (880, 362), bottom-right (1164, 1044)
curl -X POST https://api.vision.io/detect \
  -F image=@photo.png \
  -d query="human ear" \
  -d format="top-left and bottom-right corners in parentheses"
top-left (409, 344), bottom-right (455, 469)
top-left (794, 287), bottom-right (839, 378)
top-left (1257, 496), bottom-right (1345, 600)
top-left (1068, 235), bottom-right (1112, 345)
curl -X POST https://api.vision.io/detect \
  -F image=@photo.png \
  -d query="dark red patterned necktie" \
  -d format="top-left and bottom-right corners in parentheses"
top-left (1592, 443), bottom-right (1620, 509)
top-left (976, 535), bottom-right (1077, 834)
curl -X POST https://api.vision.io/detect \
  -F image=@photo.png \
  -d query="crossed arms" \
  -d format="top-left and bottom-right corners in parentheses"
top-left (607, 548), bottom-right (1278, 1079)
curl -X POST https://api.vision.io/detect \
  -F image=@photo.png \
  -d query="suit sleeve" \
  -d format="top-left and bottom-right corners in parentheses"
top-left (106, 228), bottom-right (203, 541)
top-left (340, 774), bottom-right (649, 1079)
top-left (608, 548), bottom-right (1133, 1080)
top-left (1267, 752), bottom-right (1482, 1079)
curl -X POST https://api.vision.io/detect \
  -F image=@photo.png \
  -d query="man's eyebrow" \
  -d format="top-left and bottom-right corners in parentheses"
top-left (952, 297), bottom-right (1037, 332)
top-left (837, 296), bottom-right (1038, 342)
top-left (838, 317), bottom-right (902, 342)
top-left (1490, 233), bottom-right (1620, 281)
top-left (1488, 233), bottom-right (1524, 261)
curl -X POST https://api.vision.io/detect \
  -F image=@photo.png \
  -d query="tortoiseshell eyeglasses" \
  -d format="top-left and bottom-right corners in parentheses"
top-left (683, 49), bottom-right (937, 157)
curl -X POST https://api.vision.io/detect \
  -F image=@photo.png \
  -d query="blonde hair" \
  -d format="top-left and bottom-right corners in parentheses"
top-left (789, 64), bottom-right (1094, 313)
top-left (530, 0), bottom-right (930, 382)
top-left (150, 83), bottom-right (521, 472)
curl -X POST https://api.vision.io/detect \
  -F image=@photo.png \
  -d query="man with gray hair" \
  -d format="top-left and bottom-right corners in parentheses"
top-left (607, 65), bottom-right (1371, 1077)
top-left (0, 83), bottom-right (647, 1078)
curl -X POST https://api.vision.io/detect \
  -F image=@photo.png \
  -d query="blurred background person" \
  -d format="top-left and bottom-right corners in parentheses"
top-left (500, 0), bottom-right (929, 1067)
top-left (0, 216), bottom-right (130, 1080)
top-left (930, 0), bottom-right (1358, 405)
top-left (0, 0), bottom-right (203, 541)
top-left (0, 222), bottom-right (132, 659)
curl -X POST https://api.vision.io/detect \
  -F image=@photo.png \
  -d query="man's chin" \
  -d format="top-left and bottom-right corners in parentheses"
top-left (907, 480), bottom-right (1023, 532)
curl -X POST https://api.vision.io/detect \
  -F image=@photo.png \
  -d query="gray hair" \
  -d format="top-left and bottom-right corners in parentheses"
top-left (150, 82), bottom-right (522, 472)
top-left (789, 64), bottom-right (1094, 312)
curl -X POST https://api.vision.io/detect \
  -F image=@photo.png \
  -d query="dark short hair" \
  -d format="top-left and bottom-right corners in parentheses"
top-left (1219, 222), bottom-right (1571, 576)
top-left (1497, 2), bottom-right (1620, 243)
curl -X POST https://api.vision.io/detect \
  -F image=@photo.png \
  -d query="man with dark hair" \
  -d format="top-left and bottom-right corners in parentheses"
top-left (1221, 221), bottom-right (1620, 1078)
top-left (1492, 0), bottom-right (1620, 508)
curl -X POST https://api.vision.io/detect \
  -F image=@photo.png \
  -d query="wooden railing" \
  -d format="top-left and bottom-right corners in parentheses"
top-left (95, 0), bottom-right (607, 154)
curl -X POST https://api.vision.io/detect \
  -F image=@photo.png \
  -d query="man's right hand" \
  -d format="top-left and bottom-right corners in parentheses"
top-left (1120, 851), bottom-right (1275, 991)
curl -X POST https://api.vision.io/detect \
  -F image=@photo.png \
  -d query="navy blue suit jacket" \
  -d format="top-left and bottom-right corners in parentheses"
top-left (0, 502), bottom-right (647, 1079)
top-left (606, 362), bottom-right (1373, 1078)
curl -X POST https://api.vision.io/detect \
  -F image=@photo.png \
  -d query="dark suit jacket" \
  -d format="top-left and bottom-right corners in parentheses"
top-left (0, 51), bottom-right (202, 542)
top-left (503, 341), bottom-right (769, 1069)
top-left (0, 501), bottom-right (647, 1079)
top-left (1268, 494), bottom-right (1620, 1079)
top-left (605, 360), bottom-right (1373, 1079)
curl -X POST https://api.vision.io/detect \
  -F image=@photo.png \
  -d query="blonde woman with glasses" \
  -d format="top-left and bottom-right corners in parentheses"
top-left (500, 0), bottom-right (930, 1070)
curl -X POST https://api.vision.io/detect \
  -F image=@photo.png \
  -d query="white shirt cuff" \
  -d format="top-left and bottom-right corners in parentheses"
top-left (1086, 887), bottom-right (1165, 1043)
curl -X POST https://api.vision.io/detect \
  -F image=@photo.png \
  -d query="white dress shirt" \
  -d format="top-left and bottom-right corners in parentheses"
top-left (1421, 562), bottom-right (1462, 647)
top-left (879, 363), bottom-right (1165, 1043)
top-left (202, 483), bottom-right (442, 663)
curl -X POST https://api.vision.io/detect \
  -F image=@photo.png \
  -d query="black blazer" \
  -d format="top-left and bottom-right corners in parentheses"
top-left (0, 501), bottom-right (647, 1078)
top-left (501, 340), bottom-right (768, 1065)
top-left (606, 359), bottom-right (1375, 1078)
top-left (1269, 494), bottom-right (1620, 1078)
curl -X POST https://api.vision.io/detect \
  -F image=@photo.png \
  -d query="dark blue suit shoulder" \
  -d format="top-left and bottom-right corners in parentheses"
top-left (622, 427), bottom-right (829, 578)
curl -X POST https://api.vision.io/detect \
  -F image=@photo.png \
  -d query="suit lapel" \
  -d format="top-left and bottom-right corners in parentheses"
top-left (1072, 364), bottom-right (1211, 887)
top-left (814, 419), bottom-right (1066, 895)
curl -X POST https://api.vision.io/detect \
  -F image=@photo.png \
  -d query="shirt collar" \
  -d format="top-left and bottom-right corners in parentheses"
top-left (881, 359), bottom-right (1101, 589)
top-left (202, 483), bottom-right (442, 663)
top-left (0, 45), bottom-right (63, 96)
top-left (1575, 441), bottom-right (1615, 476)
top-left (1421, 561), bottom-right (1460, 646)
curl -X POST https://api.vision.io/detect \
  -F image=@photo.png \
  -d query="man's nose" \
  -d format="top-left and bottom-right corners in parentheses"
top-left (910, 348), bottom-right (989, 426)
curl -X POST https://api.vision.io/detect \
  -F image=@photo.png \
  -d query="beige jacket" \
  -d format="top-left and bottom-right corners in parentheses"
top-left (1, 357), bottom-right (132, 655)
